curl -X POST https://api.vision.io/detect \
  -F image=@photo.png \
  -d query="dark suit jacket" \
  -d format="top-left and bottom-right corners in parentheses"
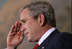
top-left (37, 29), bottom-right (72, 49)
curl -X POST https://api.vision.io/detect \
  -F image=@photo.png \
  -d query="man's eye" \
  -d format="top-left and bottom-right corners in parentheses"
top-left (22, 21), bottom-right (26, 23)
top-left (21, 20), bottom-right (26, 24)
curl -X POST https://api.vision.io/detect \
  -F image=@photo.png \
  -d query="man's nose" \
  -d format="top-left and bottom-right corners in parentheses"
top-left (20, 25), bottom-right (26, 32)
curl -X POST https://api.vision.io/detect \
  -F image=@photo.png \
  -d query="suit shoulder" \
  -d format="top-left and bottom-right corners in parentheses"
top-left (51, 32), bottom-right (72, 49)
top-left (58, 32), bottom-right (72, 40)
top-left (53, 32), bottom-right (72, 41)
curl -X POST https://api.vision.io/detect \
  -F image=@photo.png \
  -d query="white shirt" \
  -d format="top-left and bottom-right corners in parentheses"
top-left (38, 27), bottom-right (56, 45)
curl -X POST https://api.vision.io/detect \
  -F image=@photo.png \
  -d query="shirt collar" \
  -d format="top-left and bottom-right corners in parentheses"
top-left (38, 27), bottom-right (56, 45)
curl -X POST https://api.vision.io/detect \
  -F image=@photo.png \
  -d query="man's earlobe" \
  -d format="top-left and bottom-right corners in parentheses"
top-left (38, 14), bottom-right (45, 27)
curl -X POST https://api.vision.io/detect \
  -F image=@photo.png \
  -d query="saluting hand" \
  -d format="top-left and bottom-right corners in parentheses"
top-left (7, 21), bottom-right (24, 49)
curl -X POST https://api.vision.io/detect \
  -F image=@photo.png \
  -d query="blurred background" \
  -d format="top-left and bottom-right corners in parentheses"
top-left (0, 0), bottom-right (71, 49)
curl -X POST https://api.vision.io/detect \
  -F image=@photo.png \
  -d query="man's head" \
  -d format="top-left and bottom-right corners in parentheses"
top-left (20, 1), bottom-right (56, 42)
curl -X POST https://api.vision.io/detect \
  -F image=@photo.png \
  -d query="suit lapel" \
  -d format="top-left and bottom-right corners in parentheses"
top-left (37, 29), bottom-right (60, 49)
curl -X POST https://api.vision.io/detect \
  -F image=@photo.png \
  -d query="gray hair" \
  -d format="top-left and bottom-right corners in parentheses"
top-left (20, 1), bottom-right (56, 27)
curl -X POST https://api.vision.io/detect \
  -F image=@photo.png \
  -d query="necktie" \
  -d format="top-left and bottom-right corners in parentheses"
top-left (33, 43), bottom-right (39, 49)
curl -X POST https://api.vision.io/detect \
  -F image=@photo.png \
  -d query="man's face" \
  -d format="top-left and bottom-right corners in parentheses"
top-left (20, 8), bottom-right (41, 42)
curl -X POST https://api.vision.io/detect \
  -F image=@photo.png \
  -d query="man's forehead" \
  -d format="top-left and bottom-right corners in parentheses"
top-left (21, 8), bottom-right (30, 14)
top-left (20, 8), bottom-right (31, 16)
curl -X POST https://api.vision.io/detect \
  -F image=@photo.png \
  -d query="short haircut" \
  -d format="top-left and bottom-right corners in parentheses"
top-left (20, 1), bottom-right (56, 27)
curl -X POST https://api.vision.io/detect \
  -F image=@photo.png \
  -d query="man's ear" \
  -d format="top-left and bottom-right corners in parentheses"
top-left (38, 14), bottom-right (45, 26)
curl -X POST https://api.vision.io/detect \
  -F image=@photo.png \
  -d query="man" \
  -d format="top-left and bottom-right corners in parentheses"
top-left (7, 1), bottom-right (72, 49)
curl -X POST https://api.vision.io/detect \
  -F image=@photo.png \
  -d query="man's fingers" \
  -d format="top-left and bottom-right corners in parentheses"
top-left (17, 31), bottom-right (24, 37)
top-left (17, 21), bottom-right (22, 32)
top-left (14, 21), bottom-right (18, 32)
top-left (20, 31), bottom-right (24, 41)
top-left (16, 31), bottom-right (24, 41)
top-left (14, 21), bottom-right (22, 32)
top-left (19, 31), bottom-right (24, 41)
top-left (10, 24), bottom-right (15, 33)
top-left (8, 21), bottom-right (22, 36)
